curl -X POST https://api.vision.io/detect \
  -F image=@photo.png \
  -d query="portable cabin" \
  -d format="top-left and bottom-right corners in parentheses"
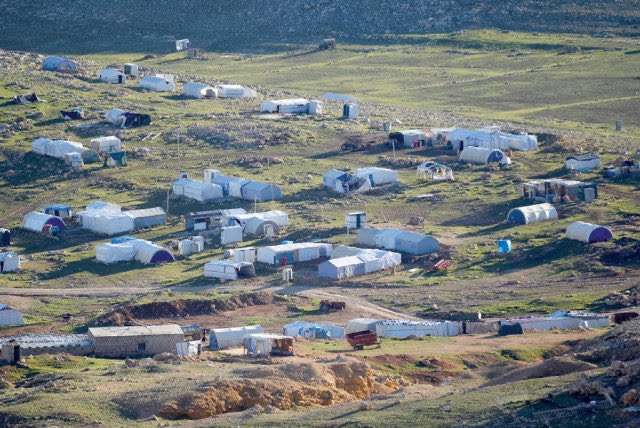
top-left (243, 334), bottom-right (294, 357)
top-left (241, 181), bottom-right (282, 202)
top-left (354, 167), bottom-right (398, 187)
top-left (41, 205), bottom-right (74, 219)
top-left (0, 252), bottom-right (20, 274)
top-left (565, 154), bottom-right (601, 171)
top-left (97, 69), bottom-right (127, 84)
top-left (387, 130), bottom-right (426, 148)
top-left (204, 259), bottom-right (255, 281)
top-left (183, 82), bottom-right (216, 99)
top-left (345, 212), bottom-right (367, 230)
top-left (521, 179), bottom-right (598, 203)
top-left (42, 56), bottom-right (78, 72)
top-left (417, 162), bottom-right (454, 181)
top-left (172, 178), bottom-right (223, 202)
top-left (216, 84), bottom-right (256, 98)
top-left (123, 63), bottom-right (139, 77)
top-left (256, 242), bottom-right (332, 265)
top-left (507, 203), bottom-right (558, 225)
top-left (566, 221), bottom-right (613, 244)
top-left (139, 76), bottom-right (175, 92)
top-left (21, 212), bottom-right (66, 234)
top-left (209, 325), bottom-right (263, 350)
top-left (459, 146), bottom-right (504, 164)
top-left (0, 228), bottom-right (10, 246)
top-left (90, 136), bottom-right (121, 154)
top-left (260, 98), bottom-right (310, 114)
top-left (126, 207), bottom-right (166, 229)
top-left (0, 303), bottom-right (24, 326)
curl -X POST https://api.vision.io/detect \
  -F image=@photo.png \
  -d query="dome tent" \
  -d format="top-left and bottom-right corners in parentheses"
top-left (459, 146), bottom-right (504, 164)
top-left (21, 212), bottom-right (66, 233)
top-left (507, 203), bottom-right (558, 225)
top-left (566, 221), bottom-right (613, 243)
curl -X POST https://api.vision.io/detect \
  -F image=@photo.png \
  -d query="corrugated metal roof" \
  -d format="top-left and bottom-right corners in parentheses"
top-left (0, 334), bottom-right (91, 348)
top-left (89, 324), bottom-right (183, 338)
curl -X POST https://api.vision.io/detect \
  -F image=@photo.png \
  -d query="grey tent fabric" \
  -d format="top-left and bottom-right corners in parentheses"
top-left (241, 182), bottom-right (282, 202)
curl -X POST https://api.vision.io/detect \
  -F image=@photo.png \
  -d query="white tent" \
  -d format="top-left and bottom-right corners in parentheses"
top-left (172, 178), bottom-right (223, 202)
top-left (90, 136), bottom-right (121, 153)
top-left (502, 312), bottom-right (610, 332)
top-left (501, 132), bottom-right (537, 151)
top-left (210, 325), bottom-right (263, 350)
top-left (95, 243), bottom-right (137, 264)
top-left (221, 226), bottom-right (243, 245)
top-left (356, 227), bottom-right (439, 255)
top-left (0, 304), bottom-right (24, 326)
top-left (260, 98), bottom-right (310, 114)
top-left (283, 321), bottom-right (345, 339)
top-left (97, 69), bottom-right (126, 84)
top-left (230, 210), bottom-right (289, 236)
top-left (507, 203), bottom-right (558, 225)
top-left (318, 256), bottom-right (366, 280)
top-left (0, 252), bottom-right (20, 273)
top-left (375, 320), bottom-right (460, 338)
top-left (21, 212), bottom-right (66, 233)
top-left (105, 108), bottom-right (127, 126)
top-left (77, 203), bottom-right (135, 235)
top-left (183, 82), bottom-right (216, 99)
top-left (130, 239), bottom-right (174, 264)
top-left (566, 154), bottom-right (601, 171)
top-left (322, 169), bottom-right (371, 194)
top-left (42, 56), bottom-right (78, 72)
top-left (139, 76), bottom-right (175, 92)
top-left (216, 84), bottom-right (256, 98)
top-left (257, 242), bottom-right (332, 265)
top-left (417, 162), bottom-right (454, 181)
top-left (354, 167), bottom-right (398, 186)
top-left (320, 246), bottom-right (401, 279)
top-left (31, 138), bottom-right (93, 160)
top-left (459, 146), bottom-right (505, 164)
top-left (204, 259), bottom-right (255, 281)
top-left (566, 221), bottom-right (613, 243)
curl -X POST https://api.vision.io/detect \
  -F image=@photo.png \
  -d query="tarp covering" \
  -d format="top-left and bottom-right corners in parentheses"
top-left (42, 56), bottom-right (78, 71)
top-left (78, 203), bottom-right (134, 235)
top-left (0, 305), bottom-right (24, 326)
top-left (346, 318), bottom-right (380, 334)
top-left (507, 203), bottom-right (558, 225)
top-left (139, 76), bottom-right (175, 92)
top-left (417, 162), bottom-right (454, 181)
top-left (388, 130), bottom-right (426, 147)
top-left (566, 221), bottom-right (613, 243)
top-left (354, 167), bottom-right (398, 186)
top-left (126, 207), bottom-right (166, 228)
top-left (501, 313), bottom-right (610, 331)
top-left (21, 212), bottom-right (66, 233)
top-left (95, 243), bottom-right (137, 264)
top-left (459, 146), bottom-right (504, 164)
top-left (131, 239), bottom-right (174, 264)
top-left (216, 84), bottom-right (257, 98)
top-left (323, 169), bottom-right (372, 194)
top-left (0, 251), bottom-right (20, 273)
top-left (183, 82), bottom-right (216, 99)
top-left (31, 138), bottom-right (97, 162)
top-left (173, 178), bottom-right (223, 202)
top-left (90, 136), bottom-right (121, 153)
top-left (319, 246), bottom-right (401, 279)
top-left (210, 325), bottom-right (263, 350)
top-left (241, 181), bottom-right (282, 202)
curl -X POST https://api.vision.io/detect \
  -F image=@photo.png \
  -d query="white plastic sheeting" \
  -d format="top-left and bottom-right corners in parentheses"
top-left (90, 136), bottom-right (121, 153)
top-left (216, 84), bottom-right (257, 98)
top-left (566, 154), bottom-right (601, 171)
top-left (256, 242), bottom-right (332, 265)
top-left (502, 314), bottom-right (610, 331)
top-left (78, 203), bottom-right (135, 235)
top-left (176, 341), bottom-right (200, 357)
top-left (95, 239), bottom-right (173, 265)
top-left (131, 240), bottom-right (171, 264)
top-left (95, 243), bottom-right (137, 264)
top-left (21, 212), bottom-right (64, 233)
top-left (319, 246), bottom-right (401, 279)
top-left (260, 98), bottom-right (310, 114)
top-left (507, 203), bottom-right (558, 225)
top-left (173, 178), bottom-right (223, 202)
top-left (210, 325), bottom-right (263, 350)
top-left (354, 167), bottom-right (398, 186)
top-left (139, 76), bottom-right (175, 92)
top-left (105, 108), bottom-right (127, 126)
top-left (221, 226), bottom-right (243, 245)
top-left (183, 82), bottom-right (216, 99)
top-left (417, 162), bottom-right (454, 181)
top-left (31, 138), bottom-right (91, 160)
top-left (450, 127), bottom-right (537, 151)
top-left (204, 259), bottom-right (255, 280)
top-left (375, 320), bottom-right (460, 338)
top-left (356, 227), bottom-right (439, 255)
top-left (0, 252), bottom-right (20, 273)
top-left (97, 68), bottom-right (126, 84)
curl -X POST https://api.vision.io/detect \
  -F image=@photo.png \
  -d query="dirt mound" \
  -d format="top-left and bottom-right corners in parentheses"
top-left (572, 319), bottom-right (640, 364)
top-left (99, 292), bottom-right (285, 325)
top-left (485, 356), bottom-right (597, 386)
top-left (596, 285), bottom-right (640, 309)
top-left (160, 358), bottom-right (397, 419)
top-left (600, 238), bottom-right (640, 265)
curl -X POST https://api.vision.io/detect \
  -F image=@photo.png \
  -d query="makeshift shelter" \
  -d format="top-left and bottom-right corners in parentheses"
top-left (31, 138), bottom-right (99, 163)
top-left (175, 39), bottom-right (190, 51)
top-left (0, 252), bottom-right (20, 274)
top-left (345, 212), bottom-right (367, 230)
top-left (172, 178), bottom-right (223, 202)
top-left (566, 154), bottom-right (602, 171)
top-left (204, 259), bottom-right (255, 281)
top-left (323, 169), bottom-right (372, 194)
top-left (95, 243), bottom-right (137, 264)
top-left (131, 239), bottom-right (174, 264)
top-left (244, 334), bottom-right (294, 357)
top-left (89, 325), bottom-right (184, 358)
top-left (97, 68), bottom-right (126, 84)
top-left (343, 103), bottom-right (359, 119)
top-left (182, 82), bottom-right (216, 99)
top-left (354, 167), bottom-right (398, 186)
top-left (283, 321), bottom-right (345, 339)
top-left (346, 318), bottom-right (380, 334)
top-left (124, 63), bottom-right (139, 77)
top-left (256, 242), bottom-right (332, 265)
top-left (216, 84), bottom-right (257, 98)
top-left (501, 311), bottom-right (610, 332)
top-left (566, 221), bottom-right (613, 244)
top-left (459, 146), bottom-right (504, 164)
top-left (0, 304), bottom-right (24, 326)
top-left (229, 247), bottom-right (257, 263)
top-left (260, 98), bottom-right (310, 114)
top-left (241, 181), bottom-right (282, 202)
top-left (375, 320), bottom-right (460, 338)
top-left (184, 209), bottom-right (247, 231)
top-left (105, 109), bottom-right (151, 128)
top-left (387, 130), bottom-right (426, 148)
top-left (356, 227), bottom-right (439, 255)
top-left (63, 152), bottom-right (83, 168)
top-left (522, 179), bottom-right (598, 203)
top-left (12, 92), bottom-right (43, 104)
top-left (507, 203), bottom-right (558, 225)
top-left (178, 236), bottom-right (204, 256)
top-left (21, 212), bottom-right (66, 234)
top-left (209, 325), bottom-right (263, 350)
top-left (139, 76), bottom-right (175, 92)
top-left (90, 136), bottom-right (121, 154)
top-left (318, 256), bottom-right (366, 279)
top-left (319, 246), bottom-right (401, 279)
top-left (417, 162), bottom-right (454, 181)
top-left (77, 202), bottom-right (134, 235)
top-left (500, 132), bottom-right (538, 151)
top-left (0, 228), bottom-right (10, 246)
top-left (42, 56), bottom-right (78, 72)
top-left (228, 210), bottom-right (288, 237)
top-left (221, 226), bottom-right (243, 245)
top-left (41, 205), bottom-right (74, 219)
top-left (126, 208), bottom-right (166, 228)
top-left (60, 109), bottom-right (84, 120)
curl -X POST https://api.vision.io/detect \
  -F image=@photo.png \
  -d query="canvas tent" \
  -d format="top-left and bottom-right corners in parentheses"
top-left (97, 239), bottom-right (173, 265)
top-left (319, 246), bottom-right (401, 280)
top-left (21, 212), bottom-right (66, 234)
top-left (173, 178), bottom-right (223, 202)
top-left (323, 169), bottom-right (372, 194)
top-left (566, 221), bottom-right (613, 244)
top-left (216, 84), bottom-right (257, 98)
top-left (95, 243), bottom-right (137, 264)
top-left (0, 252), bottom-right (20, 274)
top-left (97, 69), bottom-right (126, 84)
top-left (417, 162), bottom-right (454, 181)
top-left (257, 242), bottom-right (332, 265)
top-left (566, 154), bottom-right (601, 171)
top-left (354, 167), bottom-right (398, 186)
top-left (260, 98), bottom-right (310, 114)
top-left (204, 259), bottom-right (255, 281)
top-left (42, 56), bottom-right (78, 72)
top-left (459, 146), bottom-right (504, 164)
top-left (31, 138), bottom-right (99, 163)
top-left (356, 227), bottom-right (439, 255)
top-left (229, 210), bottom-right (288, 237)
top-left (126, 207), bottom-right (166, 228)
top-left (139, 76), bottom-right (175, 92)
top-left (507, 203), bottom-right (558, 225)
top-left (182, 82), bottom-right (216, 99)
top-left (449, 127), bottom-right (537, 152)
top-left (241, 181), bottom-right (282, 202)
top-left (209, 325), bottom-right (263, 350)
top-left (388, 130), bottom-right (426, 148)
top-left (283, 321), bottom-right (345, 339)
top-left (501, 311), bottom-right (610, 332)
top-left (77, 202), bottom-right (134, 235)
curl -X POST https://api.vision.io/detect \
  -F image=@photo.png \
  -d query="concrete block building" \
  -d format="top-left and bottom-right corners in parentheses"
top-left (88, 324), bottom-right (184, 358)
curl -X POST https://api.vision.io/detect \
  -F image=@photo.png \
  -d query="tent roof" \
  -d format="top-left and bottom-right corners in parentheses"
top-left (41, 204), bottom-right (73, 211)
top-left (265, 98), bottom-right (309, 105)
top-left (126, 207), bottom-right (165, 218)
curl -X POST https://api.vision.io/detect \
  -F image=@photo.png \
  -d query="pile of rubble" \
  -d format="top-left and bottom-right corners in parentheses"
top-left (598, 285), bottom-right (640, 308)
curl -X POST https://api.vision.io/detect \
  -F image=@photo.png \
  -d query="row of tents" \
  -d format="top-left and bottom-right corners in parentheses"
top-left (173, 170), bottom-right (282, 202)
top-left (96, 237), bottom-right (174, 265)
top-left (389, 127), bottom-right (537, 152)
top-left (322, 167), bottom-right (398, 194)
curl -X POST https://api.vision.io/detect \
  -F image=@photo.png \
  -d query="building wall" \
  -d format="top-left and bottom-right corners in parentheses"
top-left (90, 333), bottom-right (184, 358)
top-left (20, 345), bottom-right (94, 357)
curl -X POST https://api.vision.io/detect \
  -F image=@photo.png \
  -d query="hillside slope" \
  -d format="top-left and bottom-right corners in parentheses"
top-left (1, 0), bottom-right (639, 53)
